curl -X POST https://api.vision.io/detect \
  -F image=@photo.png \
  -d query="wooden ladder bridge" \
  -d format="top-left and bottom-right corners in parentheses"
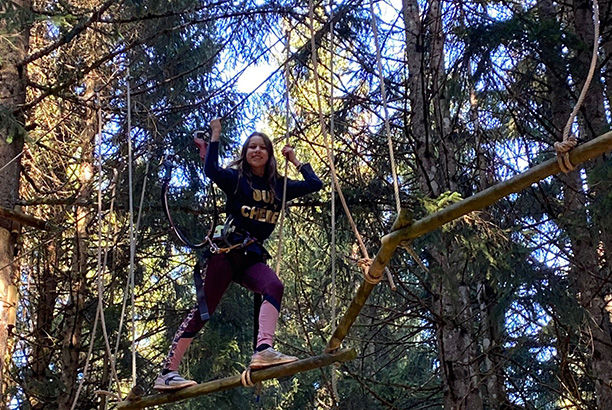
top-left (108, 131), bottom-right (612, 408)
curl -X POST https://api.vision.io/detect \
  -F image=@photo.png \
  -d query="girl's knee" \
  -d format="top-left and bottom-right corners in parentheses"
top-left (265, 279), bottom-right (284, 302)
top-left (177, 307), bottom-right (207, 338)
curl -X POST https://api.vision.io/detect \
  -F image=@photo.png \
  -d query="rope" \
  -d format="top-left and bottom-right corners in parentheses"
top-left (399, 240), bottom-right (429, 273)
top-left (112, 124), bottom-right (152, 396)
top-left (308, 0), bottom-right (390, 287)
top-left (127, 68), bottom-right (138, 387)
top-left (70, 281), bottom-right (103, 409)
top-left (70, 93), bottom-right (122, 409)
top-left (135, 149), bottom-right (151, 237)
top-left (555, 0), bottom-right (600, 173)
top-left (368, 0), bottom-right (401, 213)
top-left (93, 96), bottom-right (123, 405)
top-left (274, 30), bottom-right (292, 276)
top-left (328, 11), bottom-right (339, 405)
top-left (240, 367), bottom-right (256, 387)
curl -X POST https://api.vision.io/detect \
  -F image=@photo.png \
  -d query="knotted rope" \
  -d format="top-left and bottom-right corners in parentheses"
top-left (555, 0), bottom-right (599, 173)
top-left (358, 257), bottom-right (383, 285)
top-left (240, 368), bottom-right (255, 387)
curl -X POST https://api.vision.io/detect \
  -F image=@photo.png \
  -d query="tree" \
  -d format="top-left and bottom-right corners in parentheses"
top-left (0, 0), bottom-right (30, 401)
top-left (5, 0), bottom-right (612, 408)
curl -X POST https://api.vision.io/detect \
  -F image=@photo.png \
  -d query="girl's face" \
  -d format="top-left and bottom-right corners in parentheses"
top-left (245, 135), bottom-right (269, 176)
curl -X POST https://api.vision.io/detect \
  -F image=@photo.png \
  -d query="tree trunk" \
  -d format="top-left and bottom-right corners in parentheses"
top-left (572, 0), bottom-right (612, 281)
top-left (429, 247), bottom-right (484, 410)
top-left (537, 0), bottom-right (585, 404)
top-left (470, 80), bottom-right (506, 408)
top-left (540, 0), bottom-right (612, 406)
top-left (0, 0), bottom-right (30, 402)
top-left (569, 1), bottom-right (612, 406)
top-left (26, 236), bottom-right (59, 410)
top-left (476, 281), bottom-right (506, 408)
top-left (402, 1), bottom-right (484, 408)
top-left (402, 0), bottom-right (438, 197)
top-left (57, 82), bottom-right (97, 410)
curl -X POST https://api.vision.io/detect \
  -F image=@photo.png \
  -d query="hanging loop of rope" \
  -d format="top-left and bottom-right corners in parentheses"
top-left (555, 0), bottom-right (599, 173)
top-left (160, 125), bottom-right (220, 250)
top-left (161, 157), bottom-right (217, 250)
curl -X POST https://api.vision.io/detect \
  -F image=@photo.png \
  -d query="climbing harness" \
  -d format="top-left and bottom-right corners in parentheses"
top-left (162, 153), bottom-right (262, 321)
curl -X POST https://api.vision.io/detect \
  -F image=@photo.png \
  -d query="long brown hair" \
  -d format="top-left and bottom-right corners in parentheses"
top-left (229, 132), bottom-right (280, 199)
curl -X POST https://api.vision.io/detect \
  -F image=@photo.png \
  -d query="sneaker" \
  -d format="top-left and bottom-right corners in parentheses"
top-left (153, 371), bottom-right (197, 391)
top-left (249, 347), bottom-right (299, 369)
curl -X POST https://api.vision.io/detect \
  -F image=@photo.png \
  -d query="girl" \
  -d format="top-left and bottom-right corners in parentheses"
top-left (155, 118), bottom-right (323, 390)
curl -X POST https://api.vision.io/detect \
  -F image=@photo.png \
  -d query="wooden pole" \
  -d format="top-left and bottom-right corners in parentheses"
top-left (116, 348), bottom-right (356, 409)
top-left (0, 206), bottom-right (50, 231)
top-left (326, 130), bottom-right (612, 352)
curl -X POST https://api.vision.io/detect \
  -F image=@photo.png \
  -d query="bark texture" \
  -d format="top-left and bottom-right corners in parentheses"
top-left (539, 0), bottom-right (612, 406)
top-left (0, 0), bottom-right (30, 401)
top-left (57, 81), bottom-right (97, 410)
top-left (403, 1), bottom-right (485, 408)
top-left (569, 1), bottom-right (612, 406)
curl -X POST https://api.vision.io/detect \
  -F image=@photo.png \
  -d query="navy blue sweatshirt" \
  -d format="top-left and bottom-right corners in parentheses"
top-left (204, 141), bottom-right (323, 242)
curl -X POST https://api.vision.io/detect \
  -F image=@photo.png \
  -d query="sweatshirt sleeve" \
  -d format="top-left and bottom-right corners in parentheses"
top-left (285, 163), bottom-right (323, 201)
top-left (204, 141), bottom-right (238, 193)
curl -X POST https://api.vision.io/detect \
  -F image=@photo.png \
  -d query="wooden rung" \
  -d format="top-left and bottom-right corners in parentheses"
top-left (0, 206), bottom-right (50, 231)
top-left (116, 348), bottom-right (356, 409)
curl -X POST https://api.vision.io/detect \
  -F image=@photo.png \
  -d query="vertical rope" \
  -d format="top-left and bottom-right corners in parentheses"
top-left (109, 71), bottom-right (152, 397)
top-left (308, 0), bottom-right (364, 257)
top-left (127, 67), bottom-right (137, 387)
top-left (555, 0), bottom-right (600, 173)
top-left (71, 92), bottom-right (122, 409)
top-left (329, 12), bottom-right (339, 407)
top-left (368, 0), bottom-right (401, 213)
top-left (309, 0), bottom-right (395, 289)
top-left (96, 95), bottom-right (122, 401)
top-left (274, 30), bottom-right (292, 276)
top-left (308, 0), bottom-right (370, 267)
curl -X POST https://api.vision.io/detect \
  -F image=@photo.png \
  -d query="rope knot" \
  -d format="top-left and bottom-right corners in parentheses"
top-left (357, 258), bottom-right (383, 285)
top-left (241, 368), bottom-right (255, 387)
top-left (554, 135), bottom-right (577, 173)
top-left (357, 257), bottom-right (373, 269)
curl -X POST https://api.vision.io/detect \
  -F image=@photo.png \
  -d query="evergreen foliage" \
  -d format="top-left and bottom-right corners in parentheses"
top-left (1, 0), bottom-right (611, 409)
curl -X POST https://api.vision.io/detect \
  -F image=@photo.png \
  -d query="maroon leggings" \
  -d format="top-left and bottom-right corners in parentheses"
top-left (163, 250), bottom-right (284, 371)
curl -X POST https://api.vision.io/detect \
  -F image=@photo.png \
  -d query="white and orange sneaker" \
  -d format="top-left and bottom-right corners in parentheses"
top-left (249, 347), bottom-right (298, 369)
top-left (153, 371), bottom-right (197, 391)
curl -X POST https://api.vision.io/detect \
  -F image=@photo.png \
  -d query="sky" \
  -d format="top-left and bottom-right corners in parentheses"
top-left (233, 0), bottom-right (402, 96)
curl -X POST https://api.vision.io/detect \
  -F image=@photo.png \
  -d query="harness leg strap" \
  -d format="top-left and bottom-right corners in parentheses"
top-left (194, 259), bottom-right (211, 321)
top-left (253, 293), bottom-right (262, 350)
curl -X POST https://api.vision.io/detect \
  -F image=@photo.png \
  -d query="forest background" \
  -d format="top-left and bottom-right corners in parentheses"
top-left (1, 0), bottom-right (612, 409)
